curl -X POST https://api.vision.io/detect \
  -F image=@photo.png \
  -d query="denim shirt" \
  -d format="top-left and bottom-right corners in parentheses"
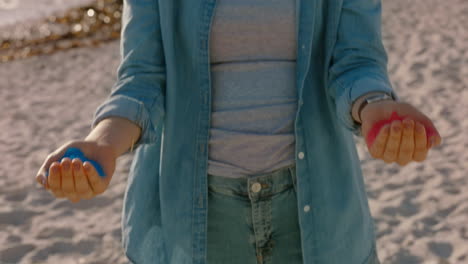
top-left (91, 0), bottom-right (399, 263)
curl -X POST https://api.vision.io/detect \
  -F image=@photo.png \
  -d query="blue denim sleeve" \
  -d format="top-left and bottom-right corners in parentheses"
top-left (91, 0), bottom-right (165, 151)
top-left (328, 0), bottom-right (399, 137)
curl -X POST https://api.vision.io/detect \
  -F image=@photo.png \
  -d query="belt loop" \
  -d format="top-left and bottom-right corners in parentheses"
top-left (289, 165), bottom-right (297, 192)
top-left (247, 177), bottom-right (255, 201)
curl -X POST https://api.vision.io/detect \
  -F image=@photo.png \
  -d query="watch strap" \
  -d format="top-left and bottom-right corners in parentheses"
top-left (356, 93), bottom-right (395, 123)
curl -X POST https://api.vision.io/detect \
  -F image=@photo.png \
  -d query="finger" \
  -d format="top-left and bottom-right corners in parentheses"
top-left (428, 134), bottom-right (443, 149)
top-left (413, 122), bottom-right (428, 161)
top-left (397, 119), bottom-right (415, 166)
top-left (36, 173), bottom-right (46, 188)
top-left (61, 158), bottom-right (78, 201)
top-left (48, 162), bottom-right (62, 191)
top-left (369, 124), bottom-right (390, 159)
top-left (47, 163), bottom-right (66, 198)
top-left (37, 156), bottom-right (53, 187)
top-left (382, 120), bottom-right (403, 163)
top-left (83, 161), bottom-right (106, 195)
top-left (37, 152), bottom-right (64, 188)
top-left (73, 159), bottom-right (94, 200)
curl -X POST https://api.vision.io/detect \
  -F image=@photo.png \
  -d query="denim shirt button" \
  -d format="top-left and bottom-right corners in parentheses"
top-left (298, 152), bottom-right (305, 159)
top-left (303, 205), bottom-right (310, 212)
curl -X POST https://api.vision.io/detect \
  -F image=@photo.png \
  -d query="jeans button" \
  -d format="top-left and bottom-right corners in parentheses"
top-left (251, 182), bottom-right (262, 193)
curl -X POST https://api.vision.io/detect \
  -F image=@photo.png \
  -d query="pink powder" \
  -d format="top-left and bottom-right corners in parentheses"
top-left (366, 111), bottom-right (436, 147)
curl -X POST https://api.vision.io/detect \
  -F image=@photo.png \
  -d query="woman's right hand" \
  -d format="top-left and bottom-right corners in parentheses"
top-left (35, 140), bottom-right (117, 203)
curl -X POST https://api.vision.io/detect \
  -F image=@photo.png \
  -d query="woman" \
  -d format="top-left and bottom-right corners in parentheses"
top-left (36, 0), bottom-right (442, 263)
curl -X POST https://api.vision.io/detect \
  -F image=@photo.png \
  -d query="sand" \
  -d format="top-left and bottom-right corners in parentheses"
top-left (0, 0), bottom-right (466, 263)
top-left (0, 41), bottom-right (129, 264)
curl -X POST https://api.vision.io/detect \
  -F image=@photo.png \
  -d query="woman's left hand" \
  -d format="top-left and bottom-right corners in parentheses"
top-left (360, 100), bottom-right (442, 166)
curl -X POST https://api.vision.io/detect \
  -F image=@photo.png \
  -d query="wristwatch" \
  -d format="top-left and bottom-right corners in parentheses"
top-left (356, 92), bottom-right (397, 123)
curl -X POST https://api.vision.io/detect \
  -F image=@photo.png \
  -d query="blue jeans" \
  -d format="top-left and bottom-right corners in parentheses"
top-left (207, 164), bottom-right (303, 264)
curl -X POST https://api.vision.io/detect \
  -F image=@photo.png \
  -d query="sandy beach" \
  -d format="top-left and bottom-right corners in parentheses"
top-left (0, 0), bottom-right (466, 263)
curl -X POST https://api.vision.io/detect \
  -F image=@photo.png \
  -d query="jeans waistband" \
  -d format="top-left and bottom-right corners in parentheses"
top-left (207, 163), bottom-right (297, 199)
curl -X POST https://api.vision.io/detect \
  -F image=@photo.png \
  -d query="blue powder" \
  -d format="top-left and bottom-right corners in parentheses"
top-left (45, 147), bottom-right (105, 178)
